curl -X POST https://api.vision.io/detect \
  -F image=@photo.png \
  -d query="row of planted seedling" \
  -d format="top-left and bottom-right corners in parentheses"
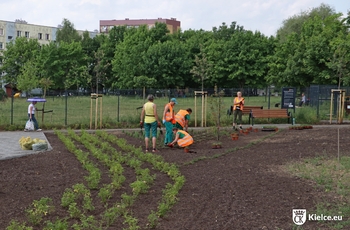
top-left (7, 129), bottom-right (185, 230)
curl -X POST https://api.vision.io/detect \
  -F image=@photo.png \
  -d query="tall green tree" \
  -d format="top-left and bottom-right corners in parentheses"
top-left (97, 26), bottom-right (127, 90)
top-left (0, 37), bottom-right (40, 86)
top-left (17, 59), bottom-right (39, 95)
top-left (81, 31), bottom-right (104, 91)
top-left (190, 46), bottom-right (211, 91)
top-left (56, 18), bottom-right (82, 43)
top-left (207, 29), bottom-right (273, 88)
top-left (277, 3), bottom-right (337, 42)
top-left (174, 29), bottom-right (213, 88)
top-left (212, 21), bottom-right (244, 41)
top-left (268, 13), bottom-right (349, 87)
top-left (143, 40), bottom-right (191, 88)
top-left (328, 34), bottom-right (350, 87)
top-left (38, 41), bottom-right (87, 90)
top-left (112, 26), bottom-right (152, 88)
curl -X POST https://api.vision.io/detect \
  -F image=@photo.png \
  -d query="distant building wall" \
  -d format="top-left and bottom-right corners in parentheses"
top-left (0, 19), bottom-right (98, 51)
top-left (99, 18), bottom-right (180, 34)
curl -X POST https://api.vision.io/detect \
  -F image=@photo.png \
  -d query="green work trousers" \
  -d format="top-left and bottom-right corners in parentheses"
top-left (233, 109), bottom-right (243, 125)
top-left (164, 121), bottom-right (173, 145)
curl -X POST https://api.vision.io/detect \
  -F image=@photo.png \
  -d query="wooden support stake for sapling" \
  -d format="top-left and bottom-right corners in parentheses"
top-left (338, 128), bottom-right (340, 163)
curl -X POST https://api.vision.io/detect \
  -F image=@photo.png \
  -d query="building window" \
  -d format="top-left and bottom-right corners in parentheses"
top-left (8, 36), bottom-right (13, 40)
top-left (0, 42), bottom-right (3, 49)
top-left (38, 33), bottom-right (42, 40)
top-left (25, 31), bottom-right (30, 38)
top-left (101, 26), bottom-right (107, 32)
top-left (0, 28), bottom-right (3, 36)
top-left (45, 34), bottom-right (50, 40)
top-left (17, 30), bottom-right (22, 37)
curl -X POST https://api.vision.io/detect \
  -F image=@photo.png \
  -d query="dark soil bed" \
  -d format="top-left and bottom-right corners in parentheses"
top-left (1, 127), bottom-right (349, 229)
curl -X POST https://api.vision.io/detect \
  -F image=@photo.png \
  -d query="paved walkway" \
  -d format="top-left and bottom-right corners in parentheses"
top-left (1, 123), bottom-right (349, 161)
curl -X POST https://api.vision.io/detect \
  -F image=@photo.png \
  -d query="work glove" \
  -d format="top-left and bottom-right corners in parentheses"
top-left (140, 121), bottom-right (143, 127)
top-left (162, 119), bottom-right (166, 124)
top-left (167, 143), bottom-right (174, 148)
top-left (157, 122), bottom-right (161, 128)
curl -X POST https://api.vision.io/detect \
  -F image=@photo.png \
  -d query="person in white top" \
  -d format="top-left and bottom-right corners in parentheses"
top-left (26, 101), bottom-right (42, 131)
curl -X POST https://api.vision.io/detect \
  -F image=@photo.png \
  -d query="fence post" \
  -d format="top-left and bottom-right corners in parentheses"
top-left (117, 94), bottom-right (120, 122)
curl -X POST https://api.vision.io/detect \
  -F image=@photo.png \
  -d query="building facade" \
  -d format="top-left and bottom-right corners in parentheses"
top-left (0, 19), bottom-right (98, 51)
top-left (99, 18), bottom-right (180, 34)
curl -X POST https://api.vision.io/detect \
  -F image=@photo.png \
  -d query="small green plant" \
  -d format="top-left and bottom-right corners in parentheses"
top-left (61, 188), bottom-right (77, 207)
top-left (68, 203), bottom-right (82, 219)
top-left (130, 180), bottom-right (149, 195)
top-left (102, 204), bottom-right (126, 227)
top-left (122, 212), bottom-right (140, 230)
top-left (71, 214), bottom-right (97, 230)
top-left (6, 220), bottom-right (33, 230)
top-left (98, 185), bottom-right (113, 204)
top-left (25, 197), bottom-right (54, 225)
top-left (43, 218), bottom-right (69, 230)
top-left (121, 193), bottom-right (135, 206)
top-left (157, 202), bottom-right (171, 217)
top-left (147, 211), bottom-right (159, 228)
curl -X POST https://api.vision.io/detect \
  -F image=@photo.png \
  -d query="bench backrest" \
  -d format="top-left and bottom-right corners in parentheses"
top-left (251, 109), bottom-right (290, 118)
top-left (229, 105), bottom-right (263, 114)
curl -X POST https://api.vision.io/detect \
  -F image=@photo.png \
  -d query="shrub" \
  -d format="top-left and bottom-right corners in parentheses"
top-left (294, 107), bottom-right (319, 124)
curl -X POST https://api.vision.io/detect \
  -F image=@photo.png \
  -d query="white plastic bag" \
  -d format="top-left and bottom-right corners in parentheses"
top-left (25, 120), bottom-right (34, 131)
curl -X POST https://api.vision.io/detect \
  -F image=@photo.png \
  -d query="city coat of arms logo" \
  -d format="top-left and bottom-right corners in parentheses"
top-left (292, 209), bottom-right (306, 225)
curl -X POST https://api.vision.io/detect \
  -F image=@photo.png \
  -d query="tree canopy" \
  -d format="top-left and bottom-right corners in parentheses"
top-left (1, 6), bottom-right (350, 95)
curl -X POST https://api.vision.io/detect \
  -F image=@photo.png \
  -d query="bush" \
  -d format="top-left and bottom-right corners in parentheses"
top-left (0, 89), bottom-right (7, 101)
top-left (294, 107), bottom-right (319, 124)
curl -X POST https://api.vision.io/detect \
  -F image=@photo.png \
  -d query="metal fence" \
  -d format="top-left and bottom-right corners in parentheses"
top-left (3, 85), bottom-right (350, 129)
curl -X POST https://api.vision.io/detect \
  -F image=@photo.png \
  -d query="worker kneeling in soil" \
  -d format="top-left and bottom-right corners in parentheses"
top-left (168, 127), bottom-right (193, 148)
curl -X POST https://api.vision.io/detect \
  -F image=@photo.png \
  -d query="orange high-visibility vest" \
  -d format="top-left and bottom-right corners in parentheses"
top-left (177, 130), bottom-right (193, 147)
top-left (163, 103), bottom-right (175, 123)
top-left (175, 109), bottom-right (189, 128)
top-left (233, 97), bottom-right (244, 110)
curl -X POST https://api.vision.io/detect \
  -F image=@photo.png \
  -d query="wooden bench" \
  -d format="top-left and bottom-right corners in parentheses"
top-left (250, 109), bottom-right (291, 126)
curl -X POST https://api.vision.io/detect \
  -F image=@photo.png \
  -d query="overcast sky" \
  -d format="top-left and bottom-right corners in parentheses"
top-left (1, 0), bottom-right (349, 36)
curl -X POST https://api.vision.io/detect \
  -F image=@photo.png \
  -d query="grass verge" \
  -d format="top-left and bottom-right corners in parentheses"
top-left (284, 156), bottom-right (350, 229)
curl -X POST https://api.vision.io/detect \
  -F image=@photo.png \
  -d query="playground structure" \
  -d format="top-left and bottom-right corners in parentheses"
top-left (329, 89), bottom-right (346, 124)
top-left (90, 93), bottom-right (103, 129)
top-left (194, 91), bottom-right (208, 127)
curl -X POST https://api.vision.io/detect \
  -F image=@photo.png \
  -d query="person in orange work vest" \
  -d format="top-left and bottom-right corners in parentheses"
top-left (174, 108), bottom-right (192, 132)
top-left (232, 91), bottom-right (245, 130)
top-left (162, 98), bottom-right (177, 146)
top-left (169, 127), bottom-right (193, 148)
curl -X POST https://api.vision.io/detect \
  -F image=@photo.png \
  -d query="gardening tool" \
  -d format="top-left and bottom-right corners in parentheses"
top-left (140, 121), bottom-right (144, 135)
top-left (158, 122), bottom-right (163, 135)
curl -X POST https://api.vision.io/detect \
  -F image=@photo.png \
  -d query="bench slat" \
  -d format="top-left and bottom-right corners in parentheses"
top-left (251, 109), bottom-right (291, 125)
